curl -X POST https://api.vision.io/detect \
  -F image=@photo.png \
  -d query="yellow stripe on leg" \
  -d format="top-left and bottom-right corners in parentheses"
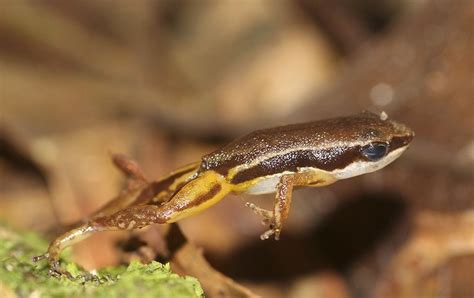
top-left (163, 170), bottom-right (232, 223)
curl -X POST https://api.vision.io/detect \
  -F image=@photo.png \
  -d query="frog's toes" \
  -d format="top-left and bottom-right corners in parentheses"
top-left (48, 262), bottom-right (74, 279)
top-left (245, 202), bottom-right (282, 240)
top-left (259, 219), bottom-right (281, 240)
top-left (245, 202), bottom-right (273, 220)
top-left (259, 226), bottom-right (282, 240)
top-left (259, 228), bottom-right (275, 240)
top-left (32, 252), bottom-right (49, 263)
top-left (32, 252), bottom-right (69, 278)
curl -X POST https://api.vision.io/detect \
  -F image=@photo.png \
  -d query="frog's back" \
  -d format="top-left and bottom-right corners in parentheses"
top-left (200, 112), bottom-right (386, 176)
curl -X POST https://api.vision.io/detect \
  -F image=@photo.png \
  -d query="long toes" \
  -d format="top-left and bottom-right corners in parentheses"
top-left (260, 229), bottom-right (275, 240)
top-left (32, 253), bottom-right (48, 262)
top-left (49, 267), bottom-right (73, 279)
top-left (245, 202), bottom-right (273, 219)
top-left (47, 260), bottom-right (71, 278)
top-left (274, 228), bottom-right (281, 240)
top-left (48, 268), bottom-right (62, 278)
top-left (32, 252), bottom-right (73, 278)
top-left (245, 202), bottom-right (264, 213)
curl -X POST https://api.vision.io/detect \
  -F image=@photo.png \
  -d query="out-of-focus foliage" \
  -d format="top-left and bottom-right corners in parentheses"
top-left (0, 223), bottom-right (203, 298)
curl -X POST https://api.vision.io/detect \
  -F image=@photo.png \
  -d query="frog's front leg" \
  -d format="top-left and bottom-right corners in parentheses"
top-left (246, 174), bottom-right (295, 240)
top-left (246, 171), bottom-right (334, 240)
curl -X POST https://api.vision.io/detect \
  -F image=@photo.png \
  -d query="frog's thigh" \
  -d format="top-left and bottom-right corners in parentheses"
top-left (90, 162), bottom-right (200, 220)
top-left (95, 170), bottom-right (232, 229)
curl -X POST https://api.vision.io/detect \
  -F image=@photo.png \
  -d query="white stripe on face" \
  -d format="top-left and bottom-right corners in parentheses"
top-left (331, 146), bottom-right (408, 180)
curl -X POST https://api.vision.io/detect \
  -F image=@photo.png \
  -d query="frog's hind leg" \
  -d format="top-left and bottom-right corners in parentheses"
top-left (90, 161), bottom-right (200, 220)
top-left (95, 170), bottom-right (233, 228)
top-left (37, 170), bottom-right (231, 275)
top-left (34, 159), bottom-right (199, 275)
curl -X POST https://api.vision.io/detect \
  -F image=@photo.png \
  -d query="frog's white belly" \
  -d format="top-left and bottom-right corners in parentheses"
top-left (244, 174), bottom-right (284, 195)
top-left (243, 168), bottom-right (332, 195)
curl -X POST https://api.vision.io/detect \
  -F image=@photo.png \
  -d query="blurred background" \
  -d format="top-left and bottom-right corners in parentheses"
top-left (0, 0), bottom-right (472, 297)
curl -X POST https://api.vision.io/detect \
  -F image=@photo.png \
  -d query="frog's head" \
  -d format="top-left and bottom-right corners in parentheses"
top-left (329, 111), bottom-right (414, 179)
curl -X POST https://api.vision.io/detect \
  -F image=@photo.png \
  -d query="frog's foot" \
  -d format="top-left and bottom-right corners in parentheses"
top-left (245, 202), bottom-right (281, 240)
top-left (32, 252), bottom-right (73, 278)
top-left (33, 223), bottom-right (97, 279)
top-left (48, 261), bottom-right (73, 279)
top-left (32, 252), bottom-right (48, 263)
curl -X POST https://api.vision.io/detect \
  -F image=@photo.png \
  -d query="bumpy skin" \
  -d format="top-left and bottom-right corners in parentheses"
top-left (34, 112), bottom-right (413, 275)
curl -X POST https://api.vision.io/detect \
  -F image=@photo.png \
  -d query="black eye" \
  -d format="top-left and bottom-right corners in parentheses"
top-left (362, 142), bottom-right (388, 161)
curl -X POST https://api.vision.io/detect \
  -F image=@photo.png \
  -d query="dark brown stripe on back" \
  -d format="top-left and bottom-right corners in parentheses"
top-left (200, 112), bottom-right (411, 177)
top-left (231, 147), bottom-right (361, 184)
top-left (134, 166), bottom-right (196, 205)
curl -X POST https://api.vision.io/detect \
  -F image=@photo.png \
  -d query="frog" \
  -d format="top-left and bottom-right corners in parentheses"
top-left (34, 111), bottom-right (414, 275)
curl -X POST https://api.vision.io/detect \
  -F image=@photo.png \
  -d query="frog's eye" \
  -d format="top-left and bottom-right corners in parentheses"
top-left (362, 142), bottom-right (389, 161)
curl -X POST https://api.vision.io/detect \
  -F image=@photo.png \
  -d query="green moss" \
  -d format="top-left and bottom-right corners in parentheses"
top-left (0, 223), bottom-right (204, 298)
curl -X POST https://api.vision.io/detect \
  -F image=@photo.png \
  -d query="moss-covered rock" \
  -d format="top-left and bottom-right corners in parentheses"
top-left (0, 224), bottom-right (204, 298)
